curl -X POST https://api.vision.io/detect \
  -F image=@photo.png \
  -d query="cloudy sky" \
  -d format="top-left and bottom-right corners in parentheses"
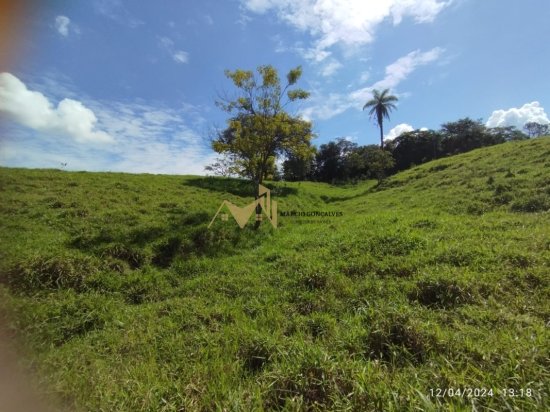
top-left (1, 0), bottom-right (549, 174)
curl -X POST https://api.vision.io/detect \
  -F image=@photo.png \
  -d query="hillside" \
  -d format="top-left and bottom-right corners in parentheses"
top-left (0, 138), bottom-right (549, 411)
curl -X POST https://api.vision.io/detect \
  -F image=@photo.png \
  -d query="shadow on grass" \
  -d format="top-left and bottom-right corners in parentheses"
top-left (183, 177), bottom-right (256, 197)
top-left (183, 177), bottom-right (298, 198)
top-left (320, 183), bottom-right (380, 203)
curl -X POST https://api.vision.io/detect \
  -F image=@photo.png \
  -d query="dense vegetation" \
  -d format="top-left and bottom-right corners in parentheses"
top-left (0, 137), bottom-right (549, 411)
top-left (283, 118), bottom-right (535, 183)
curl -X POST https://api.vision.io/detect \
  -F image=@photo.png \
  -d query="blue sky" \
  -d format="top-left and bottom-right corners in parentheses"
top-left (1, 0), bottom-right (549, 174)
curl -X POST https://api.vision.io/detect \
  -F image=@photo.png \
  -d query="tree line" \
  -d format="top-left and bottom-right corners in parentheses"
top-left (282, 118), bottom-right (537, 183)
top-left (207, 64), bottom-right (548, 185)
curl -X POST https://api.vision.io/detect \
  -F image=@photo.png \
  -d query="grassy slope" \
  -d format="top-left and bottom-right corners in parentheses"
top-left (0, 138), bottom-right (549, 411)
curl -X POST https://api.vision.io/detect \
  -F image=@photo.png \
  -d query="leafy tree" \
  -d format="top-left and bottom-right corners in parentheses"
top-left (524, 122), bottom-right (549, 138)
top-left (211, 65), bottom-right (314, 188)
top-left (314, 138), bottom-right (357, 182)
top-left (386, 129), bottom-right (443, 171)
top-left (358, 145), bottom-right (395, 182)
top-left (363, 89), bottom-right (398, 149)
top-left (204, 154), bottom-right (240, 177)
top-left (282, 148), bottom-right (316, 181)
top-left (312, 139), bottom-right (394, 183)
top-left (487, 126), bottom-right (528, 142)
top-left (440, 118), bottom-right (489, 154)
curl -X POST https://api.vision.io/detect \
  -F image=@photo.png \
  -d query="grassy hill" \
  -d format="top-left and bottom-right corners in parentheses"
top-left (0, 138), bottom-right (549, 411)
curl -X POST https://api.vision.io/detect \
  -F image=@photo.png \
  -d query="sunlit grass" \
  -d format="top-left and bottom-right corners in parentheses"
top-left (0, 137), bottom-right (549, 411)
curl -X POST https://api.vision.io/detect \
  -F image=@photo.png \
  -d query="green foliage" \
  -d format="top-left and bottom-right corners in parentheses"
top-left (362, 88), bottom-right (398, 148)
top-left (524, 121), bottom-right (549, 138)
top-left (0, 138), bottom-right (548, 411)
top-left (212, 65), bottom-right (314, 184)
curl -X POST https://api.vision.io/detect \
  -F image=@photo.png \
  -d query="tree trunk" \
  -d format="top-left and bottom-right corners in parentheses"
top-left (379, 121), bottom-right (384, 149)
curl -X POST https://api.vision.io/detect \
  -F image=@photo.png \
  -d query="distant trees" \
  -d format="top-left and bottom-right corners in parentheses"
top-left (524, 122), bottom-right (549, 138)
top-left (209, 66), bottom-right (537, 186)
top-left (356, 145), bottom-right (395, 182)
top-left (383, 119), bottom-right (529, 174)
top-left (487, 126), bottom-right (529, 142)
top-left (440, 118), bottom-right (489, 154)
top-left (282, 152), bottom-right (315, 181)
top-left (385, 129), bottom-right (443, 171)
top-left (210, 65), bottom-right (314, 187)
top-left (279, 116), bottom-right (530, 184)
top-left (363, 89), bottom-right (398, 149)
top-left (314, 138), bottom-right (357, 182)
top-left (300, 138), bottom-right (394, 183)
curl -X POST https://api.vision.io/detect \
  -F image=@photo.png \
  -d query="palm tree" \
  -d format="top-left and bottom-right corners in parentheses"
top-left (363, 89), bottom-right (398, 149)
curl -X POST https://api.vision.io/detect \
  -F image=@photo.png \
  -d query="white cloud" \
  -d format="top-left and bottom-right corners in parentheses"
top-left (93, 0), bottom-right (144, 28)
top-left (0, 73), bottom-right (113, 144)
top-left (386, 123), bottom-right (414, 140)
top-left (359, 71), bottom-right (370, 84)
top-left (241, 0), bottom-right (450, 59)
top-left (349, 47), bottom-right (444, 104)
top-left (54, 15), bottom-right (71, 36)
top-left (320, 60), bottom-right (343, 77)
top-left (486, 101), bottom-right (549, 128)
top-left (173, 51), bottom-right (189, 64)
top-left (0, 73), bottom-right (216, 175)
top-left (301, 48), bottom-right (443, 121)
top-left (300, 92), bottom-right (349, 121)
top-left (159, 36), bottom-right (173, 49)
top-left (158, 37), bottom-right (190, 64)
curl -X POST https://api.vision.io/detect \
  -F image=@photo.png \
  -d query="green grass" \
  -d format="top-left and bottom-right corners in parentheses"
top-left (0, 137), bottom-right (549, 411)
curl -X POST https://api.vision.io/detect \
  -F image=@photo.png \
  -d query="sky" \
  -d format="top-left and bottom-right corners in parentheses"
top-left (0, 0), bottom-right (549, 175)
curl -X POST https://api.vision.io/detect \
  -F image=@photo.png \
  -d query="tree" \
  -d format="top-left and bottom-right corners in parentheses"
top-left (282, 148), bottom-right (316, 181)
top-left (356, 145), bottom-right (395, 182)
top-left (204, 154), bottom-right (240, 177)
top-left (440, 118), bottom-right (488, 154)
top-left (314, 138), bottom-right (357, 182)
top-left (487, 126), bottom-right (528, 142)
top-left (385, 129), bottom-right (443, 171)
top-left (524, 122), bottom-right (549, 138)
top-left (363, 89), bottom-right (398, 149)
top-left (211, 65), bottom-right (314, 181)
